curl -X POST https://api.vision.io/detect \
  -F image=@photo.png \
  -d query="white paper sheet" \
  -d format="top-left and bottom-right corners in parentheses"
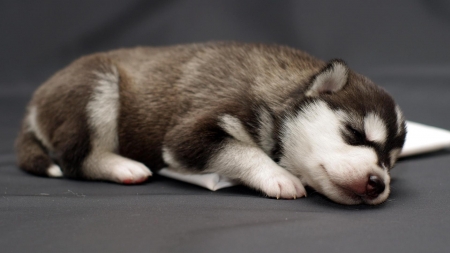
top-left (399, 121), bottom-right (450, 157)
top-left (157, 121), bottom-right (450, 191)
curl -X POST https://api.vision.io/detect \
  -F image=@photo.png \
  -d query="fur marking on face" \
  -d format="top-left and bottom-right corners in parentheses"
top-left (364, 113), bottom-right (388, 144)
top-left (280, 100), bottom-right (347, 175)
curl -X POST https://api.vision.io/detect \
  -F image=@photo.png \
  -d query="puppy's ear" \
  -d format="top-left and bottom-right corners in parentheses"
top-left (306, 59), bottom-right (348, 97)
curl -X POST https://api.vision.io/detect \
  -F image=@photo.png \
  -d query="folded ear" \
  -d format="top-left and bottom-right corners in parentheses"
top-left (306, 59), bottom-right (349, 97)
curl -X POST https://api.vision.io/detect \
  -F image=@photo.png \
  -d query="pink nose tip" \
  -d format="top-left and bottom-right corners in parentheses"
top-left (366, 175), bottom-right (385, 198)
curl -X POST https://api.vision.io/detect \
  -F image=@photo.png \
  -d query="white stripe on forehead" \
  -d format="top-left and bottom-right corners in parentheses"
top-left (364, 113), bottom-right (387, 144)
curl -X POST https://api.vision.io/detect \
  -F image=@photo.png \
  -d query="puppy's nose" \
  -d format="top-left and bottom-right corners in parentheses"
top-left (366, 175), bottom-right (385, 198)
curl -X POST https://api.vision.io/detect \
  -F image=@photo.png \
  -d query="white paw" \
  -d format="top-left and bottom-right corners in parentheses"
top-left (89, 154), bottom-right (152, 184)
top-left (258, 171), bottom-right (306, 199)
top-left (47, 164), bottom-right (63, 177)
top-left (109, 158), bottom-right (152, 184)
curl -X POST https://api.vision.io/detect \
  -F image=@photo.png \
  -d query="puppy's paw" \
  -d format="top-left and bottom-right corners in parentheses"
top-left (85, 153), bottom-right (153, 184)
top-left (109, 158), bottom-right (152, 184)
top-left (47, 164), bottom-right (63, 178)
top-left (259, 171), bottom-right (306, 199)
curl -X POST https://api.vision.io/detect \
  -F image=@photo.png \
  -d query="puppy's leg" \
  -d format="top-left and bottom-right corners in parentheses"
top-left (15, 115), bottom-right (62, 177)
top-left (81, 64), bottom-right (152, 184)
top-left (208, 139), bottom-right (306, 199)
top-left (164, 113), bottom-right (305, 199)
top-left (20, 56), bottom-right (152, 183)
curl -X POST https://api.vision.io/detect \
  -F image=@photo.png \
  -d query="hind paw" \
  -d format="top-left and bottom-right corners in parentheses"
top-left (86, 154), bottom-right (152, 184)
top-left (47, 164), bottom-right (63, 178)
top-left (110, 159), bottom-right (152, 184)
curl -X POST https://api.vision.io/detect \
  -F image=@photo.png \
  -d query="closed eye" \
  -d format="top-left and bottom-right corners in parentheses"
top-left (345, 125), bottom-right (365, 145)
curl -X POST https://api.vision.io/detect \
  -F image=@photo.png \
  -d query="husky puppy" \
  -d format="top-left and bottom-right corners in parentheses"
top-left (15, 42), bottom-right (406, 205)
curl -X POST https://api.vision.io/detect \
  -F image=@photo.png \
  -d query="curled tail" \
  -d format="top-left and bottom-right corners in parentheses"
top-left (15, 118), bottom-right (63, 178)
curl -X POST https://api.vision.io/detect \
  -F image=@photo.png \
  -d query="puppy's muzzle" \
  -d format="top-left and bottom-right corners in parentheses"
top-left (366, 175), bottom-right (385, 198)
top-left (344, 174), bottom-right (386, 199)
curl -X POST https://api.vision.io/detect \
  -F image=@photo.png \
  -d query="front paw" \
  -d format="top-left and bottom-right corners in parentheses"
top-left (259, 172), bottom-right (306, 199)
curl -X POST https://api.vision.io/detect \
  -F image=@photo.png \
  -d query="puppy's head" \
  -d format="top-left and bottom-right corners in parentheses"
top-left (279, 60), bottom-right (406, 205)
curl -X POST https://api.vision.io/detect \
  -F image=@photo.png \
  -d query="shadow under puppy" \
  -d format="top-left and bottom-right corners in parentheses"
top-left (15, 42), bottom-right (406, 205)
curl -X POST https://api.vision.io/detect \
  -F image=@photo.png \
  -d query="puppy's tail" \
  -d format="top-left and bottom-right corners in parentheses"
top-left (15, 119), bottom-right (62, 178)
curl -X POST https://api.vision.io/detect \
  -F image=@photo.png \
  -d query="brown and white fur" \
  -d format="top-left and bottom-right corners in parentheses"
top-left (15, 42), bottom-right (406, 205)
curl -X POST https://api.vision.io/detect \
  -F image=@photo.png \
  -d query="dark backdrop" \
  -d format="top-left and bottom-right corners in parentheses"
top-left (2, 1), bottom-right (450, 83)
top-left (2, 0), bottom-right (450, 126)
top-left (1, 1), bottom-right (450, 253)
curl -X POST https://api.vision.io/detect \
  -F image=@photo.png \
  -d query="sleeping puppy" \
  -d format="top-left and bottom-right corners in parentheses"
top-left (15, 42), bottom-right (406, 205)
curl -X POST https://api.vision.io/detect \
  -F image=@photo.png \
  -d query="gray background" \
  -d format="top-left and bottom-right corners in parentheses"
top-left (1, 1), bottom-right (450, 252)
